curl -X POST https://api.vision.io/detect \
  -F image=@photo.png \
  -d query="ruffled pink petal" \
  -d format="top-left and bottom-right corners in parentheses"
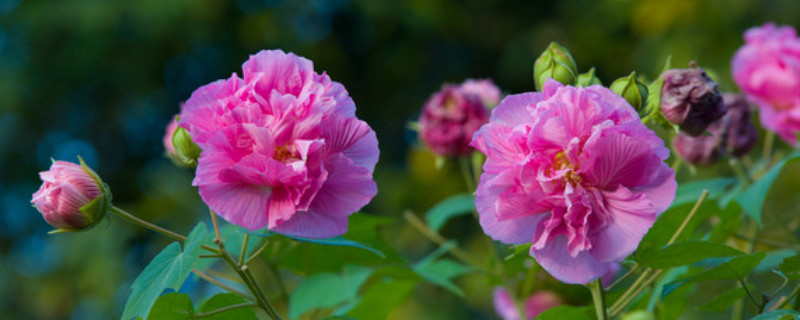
top-left (589, 186), bottom-right (656, 263)
top-left (269, 209), bottom-right (349, 239)
top-left (242, 50), bottom-right (315, 98)
top-left (322, 116), bottom-right (379, 171)
top-left (308, 153), bottom-right (377, 218)
top-left (200, 182), bottom-right (270, 231)
top-left (489, 93), bottom-right (541, 127)
top-left (579, 126), bottom-right (664, 189)
top-left (476, 172), bottom-right (543, 244)
top-left (530, 235), bottom-right (609, 284)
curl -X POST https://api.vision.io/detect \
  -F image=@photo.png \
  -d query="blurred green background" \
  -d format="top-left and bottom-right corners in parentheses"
top-left (2, 0), bottom-right (800, 319)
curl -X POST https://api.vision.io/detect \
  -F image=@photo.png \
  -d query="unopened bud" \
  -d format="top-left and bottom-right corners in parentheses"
top-left (172, 123), bottom-right (202, 166)
top-left (534, 42), bottom-right (578, 90)
top-left (31, 157), bottom-right (112, 233)
top-left (576, 67), bottom-right (602, 87)
top-left (660, 65), bottom-right (727, 136)
top-left (610, 72), bottom-right (648, 112)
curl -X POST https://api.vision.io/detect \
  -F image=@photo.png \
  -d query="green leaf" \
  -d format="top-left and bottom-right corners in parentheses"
top-left (413, 258), bottom-right (473, 297)
top-left (642, 56), bottom-right (671, 123)
top-left (197, 293), bottom-right (257, 320)
top-left (754, 249), bottom-right (797, 273)
top-left (752, 309), bottom-right (800, 320)
top-left (779, 255), bottom-right (800, 279)
top-left (535, 305), bottom-right (593, 320)
top-left (146, 293), bottom-right (193, 320)
top-left (696, 285), bottom-right (751, 312)
top-left (737, 154), bottom-right (800, 225)
top-left (425, 193), bottom-right (476, 231)
top-left (636, 240), bottom-right (744, 269)
top-left (345, 278), bottom-right (417, 320)
top-left (282, 234), bottom-right (385, 258)
top-left (673, 178), bottom-right (737, 207)
top-left (661, 252), bottom-right (766, 299)
top-left (122, 223), bottom-right (208, 320)
top-left (288, 266), bottom-right (373, 320)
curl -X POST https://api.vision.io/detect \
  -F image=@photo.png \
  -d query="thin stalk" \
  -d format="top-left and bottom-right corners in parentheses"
top-left (194, 302), bottom-right (257, 318)
top-left (606, 265), bottom-right (638, 291)
top-left (740, 278), bottom-right (760, 308)
top-left (242, 267), bottom-right (281, 320)
top-left (192, 268), bottom-right (253, 300)
top-left (459, 156), bottom-right (475, 192)
top-left (239, 234), bottom-right (250, 266)
top-left (110, 206), bottom-right (218, 253)
top-left (770, 282), bottom-right (800, 311)
top-left (762, 131), bottom-right (775, 161)
top-left (403, 210), bottom-right (485, 270)
top-left (209, 209), bottom-right (222, 241)
top-left (589, 279), bottom-right (608, 320)
top-left (244, 241), bottom-right (270, 266)
top-left (610, 190), bottom-right (708, 315)
top-left (729, 159), bottom-right (753, 186)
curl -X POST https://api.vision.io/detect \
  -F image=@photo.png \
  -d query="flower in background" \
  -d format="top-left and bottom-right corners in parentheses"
top-left (471, 80), bottom-right (676, 284)
top-left (493, 287), bottom-right (563, 320)
top-left (31, 158), bottom-right (110, 232)
top-left (180, 49), bottom-right (379, 238)
top-left (674, 93), bottom-right (758, 166)
top-left (418, 79), bottom-right (499, 157)
top-left (661, 66), bottom-right (727, 136)
top-left (732, 23), bottom-right (800, 143)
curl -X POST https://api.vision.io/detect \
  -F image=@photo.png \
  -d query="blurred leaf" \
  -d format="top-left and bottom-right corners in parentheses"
top-left (636, 240), bottom-right (743, 268)
top-left (779, 255), bottom-right (800, 279)
top-left (751, 309), bottom-right (800, 320)
top-left (425, 193), bottom-right (475, 231)
top-left (197, 293), bottom-right (257, 320)
top-left (146, 293), bottom-right (193, 320)
top-left (413, 258), bottom-right (473, 297)
top-left (696, 285), bottom-right (750, 312)
top-left (288, 266), bottom-right (373, 320)
top-left (504, 243), bottom-right (532, 261)
top-left (754, 249), bottom-right (797, 273)
top-left (122, 223), bottom-right (208, 320)
top-left (662, 252), bottom-right (765, 299)
top-left (536, 305), bottom-right (593, 320)
top-left (345, 278), bottom-right (417, 320)
top-left (673, 177), bottom-right (736, 207)
top-left (255, 233), bottom-right (385, 258)
top-left (737, 154), bottom-right (800, 225)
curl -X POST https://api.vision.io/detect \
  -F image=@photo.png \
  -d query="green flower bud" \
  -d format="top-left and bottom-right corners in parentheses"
top-left (610, 72), bottom-right (648, 112)
top-left (534, 42), bottom-right (578, 91)
top-left (172, 124), bottom-right (202, 166)
top-left (576, 67), bottom-right (602, 87)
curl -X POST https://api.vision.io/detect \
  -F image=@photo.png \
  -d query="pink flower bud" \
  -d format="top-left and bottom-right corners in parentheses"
top-left (661, 67), bottom-right (727, 136)
top-left (163, 114), bottom-right (179, 157)
top-left (31, 159), bottom-right (110, 232)
top-left (524, 291), bottom-right (563, 319)
top-left (419, 80), bottom-right (495, 157)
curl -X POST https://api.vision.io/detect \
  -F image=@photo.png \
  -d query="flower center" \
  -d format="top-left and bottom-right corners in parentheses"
top-left (274, 144), bottom-right (298, 163)
top-left (553, 151), bottom-right (582, 186)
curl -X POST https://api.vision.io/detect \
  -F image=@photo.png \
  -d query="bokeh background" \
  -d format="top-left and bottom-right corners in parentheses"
top-left (2, 0), bottom-right (800, 319)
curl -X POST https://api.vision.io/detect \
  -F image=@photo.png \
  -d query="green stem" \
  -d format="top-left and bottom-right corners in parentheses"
top-left (403, 210), bottom-right (486, 270)
top-left (109, 206), bottom-right (218, 253)
top-left (458, 156), bottom-right (475, 192)
top-left (238, 234), bottom-right (250, 266)
top-left (762, 131), bottom-right (775, 162)
top-left (589, 279), bottom-right (608, 320)
top-left (192, 268), bottom-right (253, 301)
top-left (193, 302), bottom-right (257, 318)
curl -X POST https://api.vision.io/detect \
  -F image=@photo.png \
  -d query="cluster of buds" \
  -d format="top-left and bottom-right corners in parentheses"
top-left (674, 93), bottom-right (758, 165)
top-left (533, 42), bottom-right (578, 91)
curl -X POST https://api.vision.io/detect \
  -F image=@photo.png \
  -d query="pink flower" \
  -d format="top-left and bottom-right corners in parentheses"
top-left (493, 287), bottom-right (563, 320)
top-left (459, 79), bottom-right (502, 108)
top-left (163, 115), bottom-right (179, 157)
top-left (180, 50), bottom-right (379, 238)
top-left (31, 160), bottom-right (109, 231)
top-left (419, 79), bottom-right (499, 157)
top-left (732, 23), bottom-right (800, 143)
top-left (471, 80), bottom-right (676, 284)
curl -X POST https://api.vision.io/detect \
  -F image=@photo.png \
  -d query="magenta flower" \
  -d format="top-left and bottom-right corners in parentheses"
top-left (471, 80), bottom-right (676, 284)
top-left (31, 160), bottom-right (109, 231)
top-left (732, 23), bottom-right (800, 143)
top-left (418, 79), bottom-right (500, 157)
top-left (180, 50), bottom-right (379, 238)
top-left (493, 287), bottom-right (563, 320)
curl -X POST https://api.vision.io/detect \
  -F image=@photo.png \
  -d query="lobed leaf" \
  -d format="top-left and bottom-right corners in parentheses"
top-left (425, 193), bottom-right (476, 232)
